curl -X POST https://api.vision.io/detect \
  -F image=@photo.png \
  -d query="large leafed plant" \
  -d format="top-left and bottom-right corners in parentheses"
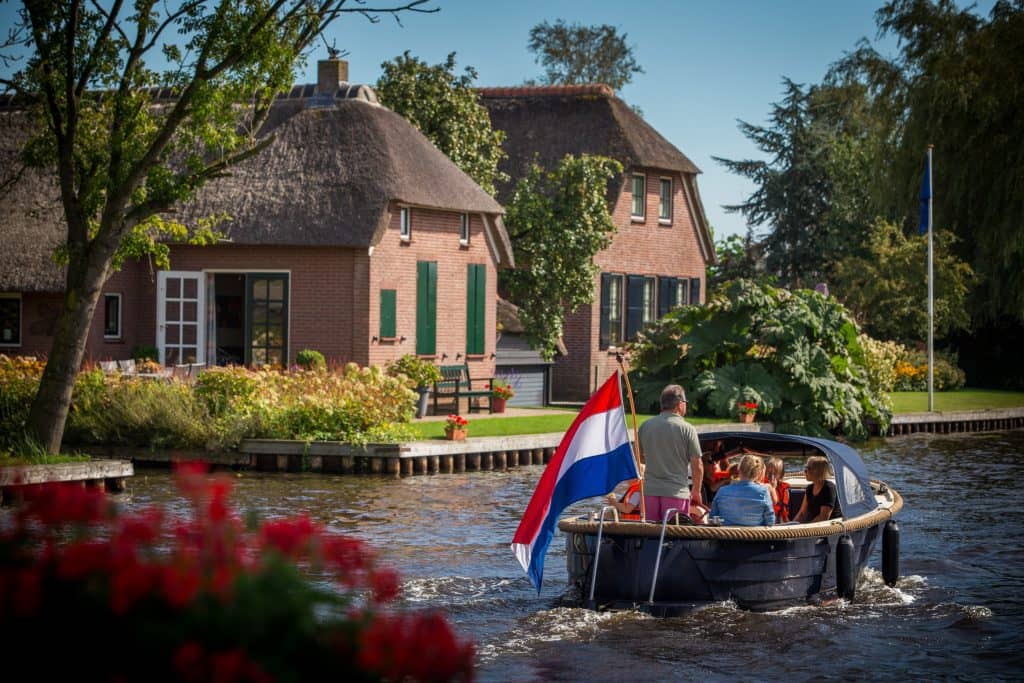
top-left (629, 279), bottom-right (890, 440)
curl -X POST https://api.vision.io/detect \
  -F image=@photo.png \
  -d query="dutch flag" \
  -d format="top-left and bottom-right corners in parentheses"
top-left (511, 371), bottom-right (638, 592)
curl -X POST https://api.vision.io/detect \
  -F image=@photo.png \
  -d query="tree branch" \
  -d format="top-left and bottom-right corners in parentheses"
top-left (76, 0), bottom-right (124, 98)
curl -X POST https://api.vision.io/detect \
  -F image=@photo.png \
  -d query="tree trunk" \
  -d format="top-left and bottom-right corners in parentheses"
top-left (26, 249), bottom-right (112, 453)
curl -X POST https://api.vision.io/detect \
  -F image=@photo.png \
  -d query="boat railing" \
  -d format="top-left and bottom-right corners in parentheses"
top-left (587, 505), bottom-right (619, 606)
top-left (648, 507), bottom-right (681, 604)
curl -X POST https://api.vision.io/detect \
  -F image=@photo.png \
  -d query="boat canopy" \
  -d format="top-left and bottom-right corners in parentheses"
top-left (699, 432), bottom-right (879, 519)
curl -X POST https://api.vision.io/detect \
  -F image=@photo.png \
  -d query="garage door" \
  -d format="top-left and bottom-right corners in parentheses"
top-left (496, 366), bottom-right (546, 407)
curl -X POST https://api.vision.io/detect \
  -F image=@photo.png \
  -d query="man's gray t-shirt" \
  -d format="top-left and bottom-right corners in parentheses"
top-left (638, 411), bottom-right (701, 498)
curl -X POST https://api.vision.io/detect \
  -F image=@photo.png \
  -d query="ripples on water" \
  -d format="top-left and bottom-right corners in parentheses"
top-left (122, 430), bottom-right (1024, 682)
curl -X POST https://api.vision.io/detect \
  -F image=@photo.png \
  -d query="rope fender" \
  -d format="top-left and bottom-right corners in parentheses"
top-left (558, 484), bottom-right (903, 541)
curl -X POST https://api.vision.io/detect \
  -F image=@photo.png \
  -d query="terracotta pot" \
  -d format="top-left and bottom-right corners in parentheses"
top-left (738, 412), bottom-right (755, 424)
top-left (492, 397), bottom-right (507, 413)
top-left (445, 428), bottom-right (467, 441)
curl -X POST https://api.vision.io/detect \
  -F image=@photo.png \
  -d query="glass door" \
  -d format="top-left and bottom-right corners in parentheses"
top-left (157, 271), bottom-right (205, 366)
top-left (246, 274), bottom-right (288, 366)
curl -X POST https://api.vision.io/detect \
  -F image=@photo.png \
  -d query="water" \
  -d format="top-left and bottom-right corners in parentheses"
top-left (122, 431), bottom-right (1024, 682)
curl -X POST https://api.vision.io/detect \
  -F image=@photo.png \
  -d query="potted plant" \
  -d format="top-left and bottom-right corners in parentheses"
top-left (444, 414), bottom-right (469, 441)
top-left (737, 400), bottom-right (758, 423)
top-left (491, 380), bottom-right (515, 413)
top-left (387, 354), bottom-right (443, 419)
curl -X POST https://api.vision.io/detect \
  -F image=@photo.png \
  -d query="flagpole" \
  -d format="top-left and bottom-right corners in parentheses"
top-left (927, 144), bottom-right (935, 412)
top-left (615, 351), bottom-right (646, 522)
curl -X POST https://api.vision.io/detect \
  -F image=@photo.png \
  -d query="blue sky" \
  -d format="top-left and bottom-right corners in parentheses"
top-left (1, 1), bottom-right (993, 241)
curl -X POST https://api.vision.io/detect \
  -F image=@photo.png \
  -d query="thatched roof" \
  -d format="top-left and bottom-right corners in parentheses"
top-left (479, 85), bottom-right (700, 201)
top-left (0, 110), bottom-right (66, 292)
top-left (478, 85), bottom-right (714, 263)
top-left (0, 86), bottom-right (512, 292)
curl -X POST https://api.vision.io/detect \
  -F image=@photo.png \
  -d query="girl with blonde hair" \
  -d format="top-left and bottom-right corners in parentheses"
top-left (708, 454), bottom-right (774, 526)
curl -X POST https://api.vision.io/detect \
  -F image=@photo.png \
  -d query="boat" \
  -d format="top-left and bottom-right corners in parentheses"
top-left (558, 431), bottom-right (903, 614)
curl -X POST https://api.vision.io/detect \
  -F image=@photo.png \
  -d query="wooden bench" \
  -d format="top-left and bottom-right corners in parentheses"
top-left (432, 363), bottom-right (495, 415)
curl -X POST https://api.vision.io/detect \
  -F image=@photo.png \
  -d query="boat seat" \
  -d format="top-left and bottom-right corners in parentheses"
top-left (788, 487), bottom-right (805, 520)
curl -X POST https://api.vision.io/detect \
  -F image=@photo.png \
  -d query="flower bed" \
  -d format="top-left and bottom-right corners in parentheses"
top-left (1, 356), bottom-right (419, 452)
top-left (0, 464), bottom-right (474, 681)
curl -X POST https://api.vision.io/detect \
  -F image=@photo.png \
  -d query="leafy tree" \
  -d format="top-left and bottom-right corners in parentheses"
top-left (1, 0), bottom-right (434, 453)
top-left (832, 219), bottom-right (974, 343)
top-left (375, 51), bottom-right (506, 196)
top-left (629, 279), bottom-right (890, 440)
top-left (706, 231), bottom-right (766, 294)
top-left (502, 154), bottom-right (623, 360)
top-left (829, 0), bottom-right (1024, 323)
top-left (527, 19), bottom-right (643, 91)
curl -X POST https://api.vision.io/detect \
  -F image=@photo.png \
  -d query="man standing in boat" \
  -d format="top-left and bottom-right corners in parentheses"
top-left (638, 385), bottom-right (704, 523)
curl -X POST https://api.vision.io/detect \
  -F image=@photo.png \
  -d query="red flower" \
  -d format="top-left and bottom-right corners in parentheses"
top-left (370, 568), bottom-right (401, 604)
top-left (56, 540), bottom-right (112, 580)
top-left (259, 515), bottom-right (318, 559)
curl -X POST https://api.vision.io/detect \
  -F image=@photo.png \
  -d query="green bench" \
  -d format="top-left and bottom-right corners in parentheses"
top-left (432, 363), bottom-right (495, 415)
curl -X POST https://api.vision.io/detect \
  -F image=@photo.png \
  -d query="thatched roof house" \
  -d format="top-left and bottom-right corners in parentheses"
top-left (479, 84), bottom-right (714, 401)
top-left (1, 60), bottom-right (512, 385)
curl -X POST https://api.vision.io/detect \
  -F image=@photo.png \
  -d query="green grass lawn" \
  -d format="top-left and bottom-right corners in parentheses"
top-left (890, 389), bottom-right (1024, 413)
top-left (406, 413), bottom-right (723, 440)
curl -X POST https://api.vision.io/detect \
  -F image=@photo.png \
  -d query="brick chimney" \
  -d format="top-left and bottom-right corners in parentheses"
top-left (317, 57), bottom-right (349, 94)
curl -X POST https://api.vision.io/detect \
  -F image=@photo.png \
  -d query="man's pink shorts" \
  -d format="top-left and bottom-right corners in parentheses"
top-left (643, 495), bottom-right (691, 523)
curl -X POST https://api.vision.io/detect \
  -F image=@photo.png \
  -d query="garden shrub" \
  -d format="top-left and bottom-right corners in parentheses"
top-left (629, 279), bottom-right (891, 440)
top-left (859, 334), bottom-right (903, 395)
top-left (386, 354), bottom-right (443, 389)
top-left (295, 348), bottom-right (326, 370)
top-left (893, 348), bottom-right (966, 391)
top-left (0, 355), bottom-right (46, 450)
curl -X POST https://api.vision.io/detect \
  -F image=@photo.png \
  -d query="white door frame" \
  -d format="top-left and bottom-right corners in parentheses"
top-left (156, 270), bottom-right (206, 366)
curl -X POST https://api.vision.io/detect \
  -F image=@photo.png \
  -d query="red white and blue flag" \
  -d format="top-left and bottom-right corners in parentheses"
top-left (511, 371), bottom-right (637, 592)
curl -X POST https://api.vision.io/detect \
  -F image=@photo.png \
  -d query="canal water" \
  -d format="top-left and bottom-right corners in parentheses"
top-left (123, 430), bottom-right (1024, 682)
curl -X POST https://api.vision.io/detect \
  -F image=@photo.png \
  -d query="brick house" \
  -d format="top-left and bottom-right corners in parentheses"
top-left (479, 85), bottom-right (715, 402)
top-left (0, 59), bottom-right (513, 381)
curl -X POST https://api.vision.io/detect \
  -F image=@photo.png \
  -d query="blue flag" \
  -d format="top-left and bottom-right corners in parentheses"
top-left (919, 156), bottom-right (931, 235)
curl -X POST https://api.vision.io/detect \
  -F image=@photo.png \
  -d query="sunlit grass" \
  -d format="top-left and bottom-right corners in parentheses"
top-left (406, 412), bottom-right (724, 440)
top-left (890, 389), bottom-right (1024, 413)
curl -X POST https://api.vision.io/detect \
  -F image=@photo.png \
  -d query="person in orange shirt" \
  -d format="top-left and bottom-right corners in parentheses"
top-left (765, 457), bottom-right (791, 522)
top-left (606, 465), bottom-right (644, 520)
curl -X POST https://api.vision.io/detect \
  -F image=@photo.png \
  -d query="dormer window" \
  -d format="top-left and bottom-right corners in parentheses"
top-left (631, 174), bottom-right (645, 220)
top-left (400, 207), bottom-right (411, 241)
top-left (460, 213), bottom-right (470, 245)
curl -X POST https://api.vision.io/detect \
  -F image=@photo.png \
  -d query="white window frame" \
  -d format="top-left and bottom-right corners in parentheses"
top-left (659, 177), bottom-right (673, 223)
top-left (631, 174), bottom-right (646, 220)
top-left (460, 213), bottom-right (470, 245)
top-left (607, 274), bottom-right (623, 347)
top-left (675, 278), bottom-right (690, 307)
top-left (0, 292), bottom-right (21, 347)
top-left (103, 293), bottom-right (122, 339)
top-left (642, 277), bottom-right (657, 324)
top-left (399, 207), bottom-right (412, 241)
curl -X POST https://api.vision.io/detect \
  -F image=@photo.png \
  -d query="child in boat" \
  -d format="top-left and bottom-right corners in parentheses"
top-left (709, 454), bottom-right (774, 526)
top-left (701, 441), bottom-right (739, 505)
top-left (766, 457), bottom-right (790, 523)
top-left (606, 464), bottom-right (644, 520)
top-left (794, 455), bottom-right (840, 522)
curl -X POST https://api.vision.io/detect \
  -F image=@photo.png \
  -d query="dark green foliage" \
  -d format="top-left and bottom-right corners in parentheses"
top-left (828, 0), bottom-right (1024, 323)
top-left (527, 20), bottom-right (644, 91)
top-left (629, 280), bottom-right (890, 440)
top-left (295, 349), bottom-right (326, 370)
top-left (707, 232), bottom-right (771, 295)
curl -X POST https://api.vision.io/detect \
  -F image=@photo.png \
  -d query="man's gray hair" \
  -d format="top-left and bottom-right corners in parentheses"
top-left (660, 384), bottom-right (687, 411)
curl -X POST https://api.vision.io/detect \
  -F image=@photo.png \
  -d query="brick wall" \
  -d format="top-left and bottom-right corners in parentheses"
top-left (368, 206), bottom-right (497, 380)
top-left (551, 168), bottom-right (708, 401)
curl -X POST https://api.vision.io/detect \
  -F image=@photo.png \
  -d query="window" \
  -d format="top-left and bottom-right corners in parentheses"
top-left (247, 274), bottom-right (288, 367)
top-left (416, 261), bottom-right (437, 355)
top-left (599, 273), bottom-right (623, 349)
top-left (659, 178), bottom-right (673, 222)
top-left (676, 278), bottom-right (690, 307)
top-left (0, 293), bottom-right (20, 346)
top-left (466, 264), bottom-right (486, 355)
top-left (626, 275), bottom-right (653, 340)
top-left (103, 293), bottom-right (122, 339)
top-left (380, 289), bottom-right (396, 339)
top-left (689, 278), bottom-right (702, 306)
top-left (399, 207), bottom-right (411, 240)
top-left (642, 277), bottom-right (657, 324)
top-left (460, 213), bottom-right (470, 245)
top-left (631, 174), bottom-right (645, 219)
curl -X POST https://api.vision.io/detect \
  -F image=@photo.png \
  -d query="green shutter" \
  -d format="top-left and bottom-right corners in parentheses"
top-left (466, 264), bottom-right (486, 355)
top-left (416, 261), bottom-right (437, 355)
top-left (380, 289), bottom-right (396, 338)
